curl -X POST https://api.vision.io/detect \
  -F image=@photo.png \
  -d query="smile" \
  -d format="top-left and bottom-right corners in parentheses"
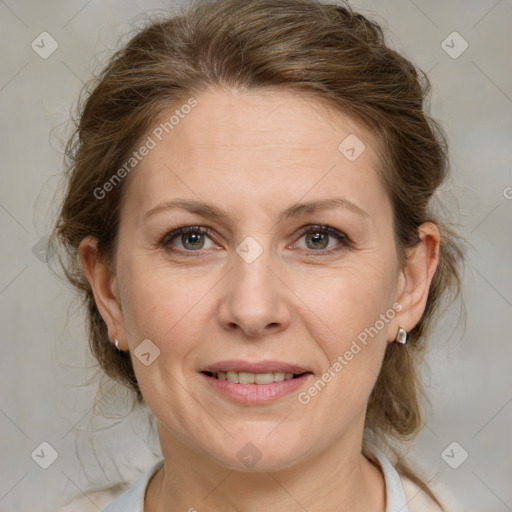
top-left (203, 370), bottom-right (307, 384)
top-left (200, 368), bottom-right (313, 405)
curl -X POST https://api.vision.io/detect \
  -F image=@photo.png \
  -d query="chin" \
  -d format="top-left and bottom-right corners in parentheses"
top-left (204, 433), bottom-right (309, 473)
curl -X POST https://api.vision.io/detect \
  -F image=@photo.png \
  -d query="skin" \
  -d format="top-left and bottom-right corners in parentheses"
top-left (80, 87), bottom-right (440, 511)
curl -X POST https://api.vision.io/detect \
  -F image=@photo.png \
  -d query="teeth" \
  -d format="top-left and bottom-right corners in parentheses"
top-left (226, 371), bottom-right (238, 383)
top-left (212, 371), bottom-right (298, 384)
top-left (255, 373), bottom-right (274, 384)
top-left (239, 371), bottom-right (255, 384)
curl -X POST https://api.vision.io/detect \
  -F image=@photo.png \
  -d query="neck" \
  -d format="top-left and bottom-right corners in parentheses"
top-left (146, 423), bottom-right (386, 512)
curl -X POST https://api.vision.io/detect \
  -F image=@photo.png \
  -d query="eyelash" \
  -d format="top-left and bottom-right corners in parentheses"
top-left (159, 224), bottom-right (353, 257)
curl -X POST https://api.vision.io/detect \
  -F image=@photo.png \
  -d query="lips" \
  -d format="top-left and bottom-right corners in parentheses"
top-left (200, 361), bottom-right (314, 404)
top-left (200, 360), bottom-right (312, 375)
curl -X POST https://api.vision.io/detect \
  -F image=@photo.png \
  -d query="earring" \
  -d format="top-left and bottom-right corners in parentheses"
top-left (396, 327), bottom-right (408, 344)
top-left (114, 338), bottom-right (120, 350)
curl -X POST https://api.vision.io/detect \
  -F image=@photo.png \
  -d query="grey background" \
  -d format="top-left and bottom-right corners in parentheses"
top-left (0, 0), bottom-right (511, 511)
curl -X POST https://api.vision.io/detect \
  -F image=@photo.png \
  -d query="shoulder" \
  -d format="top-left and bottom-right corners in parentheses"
top-left (400, 475), bottom-right (446, 512)
top-left (366, 445), bottom-right (451, 512)
top-left (59, 459), bottom-right (164, 512)
top-left (59, 485), bottom-right (130, 512)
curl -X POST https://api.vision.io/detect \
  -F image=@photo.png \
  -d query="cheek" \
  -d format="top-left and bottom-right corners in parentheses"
top-left (294, 267), bottom-right (393, 426)
top-left (118, 257), bottom-right (219, 357)
top-left (295, 259), bottom-right (396, 352)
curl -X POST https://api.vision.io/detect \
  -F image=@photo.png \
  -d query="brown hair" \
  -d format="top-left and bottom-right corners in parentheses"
top-left (50, 0), bottom-right (465, 507)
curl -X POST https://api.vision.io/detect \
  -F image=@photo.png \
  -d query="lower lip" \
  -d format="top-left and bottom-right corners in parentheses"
top-left (200, 373), bottom-right (313, 405)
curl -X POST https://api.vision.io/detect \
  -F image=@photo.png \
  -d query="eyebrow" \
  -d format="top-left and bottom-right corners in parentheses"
top-left (144, 197), bottom-right (368, 223)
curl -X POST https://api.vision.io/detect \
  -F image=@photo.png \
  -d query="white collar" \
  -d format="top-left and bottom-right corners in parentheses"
top-left (104, 448), bottom-right (409, 511)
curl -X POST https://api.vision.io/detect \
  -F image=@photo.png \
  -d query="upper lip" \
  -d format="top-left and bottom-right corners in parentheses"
top-left (201, 360), bottom-right (312, 375)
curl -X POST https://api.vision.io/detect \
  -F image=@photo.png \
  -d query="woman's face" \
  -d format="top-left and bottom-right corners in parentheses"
top-left (110, 88), bottom-right (406, 470)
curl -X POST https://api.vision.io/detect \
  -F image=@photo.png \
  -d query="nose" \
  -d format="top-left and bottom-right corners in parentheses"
top-left (216, 244), bottom-right (292, 338)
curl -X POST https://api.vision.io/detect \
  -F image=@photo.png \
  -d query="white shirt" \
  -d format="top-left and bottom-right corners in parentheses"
top-left (96, 447), bottom-right (443, 512)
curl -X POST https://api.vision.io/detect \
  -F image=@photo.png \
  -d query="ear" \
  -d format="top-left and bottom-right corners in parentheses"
top-left (389, 222), bottom-right (441, 342)
top-left (78, 236), bottom-right (128, 350)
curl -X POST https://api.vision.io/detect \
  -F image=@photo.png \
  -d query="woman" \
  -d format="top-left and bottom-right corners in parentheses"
top-left (52, 0), bottom-right (464, 510)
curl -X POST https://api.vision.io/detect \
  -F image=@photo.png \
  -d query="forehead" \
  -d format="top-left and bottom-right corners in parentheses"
top-left (122, 87), bottom-right (387, 220)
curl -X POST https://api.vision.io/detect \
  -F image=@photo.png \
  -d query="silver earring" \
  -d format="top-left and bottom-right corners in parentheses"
top-left (396, 327), bottom-right (408, 344)
top-left (114, 338), bottom-right (120, 350)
